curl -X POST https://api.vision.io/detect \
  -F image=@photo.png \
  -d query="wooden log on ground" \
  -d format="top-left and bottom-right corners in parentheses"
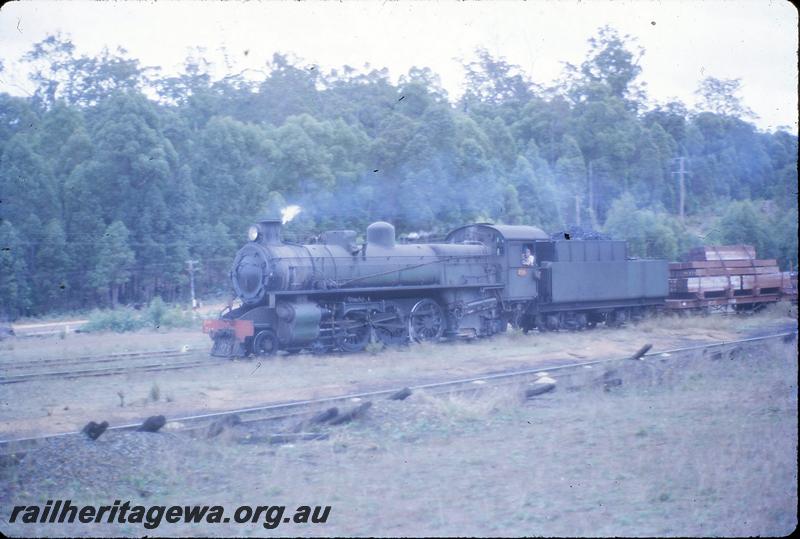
top-left (207, 414), bottom-right (242, 438)
top-left (525, 376), bottom-right (557, 399)
top-left (388, 387), bottom-right (412, 401)
top-left (309, 407), bottom-right (339, 424)
top-left (525, 383), bottom-right (556, 398)
top-left (329, 402), bottom-right (372, 425)
top-left (138, 415), bottom-right (166, 432)
top-left (291, 407), bottom-right (339, 432)
top-left (82, 420), bottom-right (109, 440)
top-left (630, 344), bottom-right (652, 360)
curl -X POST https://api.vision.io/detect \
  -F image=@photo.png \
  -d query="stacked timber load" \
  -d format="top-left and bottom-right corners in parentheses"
top-left (668, 245), bottom-right (795, 299)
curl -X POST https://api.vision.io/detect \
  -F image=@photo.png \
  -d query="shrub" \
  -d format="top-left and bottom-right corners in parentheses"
top-left (149, 383), bottom-right (161, 402)
top-left (146, 296), bottom-right (167, 329)
top-left (83, 301), bottom-right (197, 333)
top-left (158, 307), bottom-right (196, 329)
top-left (84, 308), bottom-right (147, 333)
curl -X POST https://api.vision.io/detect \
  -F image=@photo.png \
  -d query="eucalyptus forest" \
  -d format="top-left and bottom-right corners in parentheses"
top-left (0, 27), bottom-right (796, 316)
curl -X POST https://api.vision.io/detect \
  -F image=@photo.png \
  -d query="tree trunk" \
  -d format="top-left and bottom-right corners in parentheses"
top-left (587, 161), bottom-right (597, 229)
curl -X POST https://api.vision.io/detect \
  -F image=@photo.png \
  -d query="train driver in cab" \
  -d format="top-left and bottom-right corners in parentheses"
top-left (521, 247), bottom-right (535, 266)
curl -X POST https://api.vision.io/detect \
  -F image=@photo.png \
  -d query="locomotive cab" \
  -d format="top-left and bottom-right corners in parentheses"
top-left (445, 223), bottom-right (549, 301)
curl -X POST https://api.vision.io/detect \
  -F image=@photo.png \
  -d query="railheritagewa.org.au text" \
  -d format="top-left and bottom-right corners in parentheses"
top-left (9, 500), bottom-right (331, 530)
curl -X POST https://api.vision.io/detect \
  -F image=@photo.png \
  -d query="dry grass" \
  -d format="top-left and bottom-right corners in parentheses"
top-left (3, 341), bottom-right (795, 536)
top-left (2, 308), bottom-right (795, 441)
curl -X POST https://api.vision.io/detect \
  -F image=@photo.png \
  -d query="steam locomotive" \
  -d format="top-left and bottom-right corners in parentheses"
top-left (203, 218), bottom-right (668, 357)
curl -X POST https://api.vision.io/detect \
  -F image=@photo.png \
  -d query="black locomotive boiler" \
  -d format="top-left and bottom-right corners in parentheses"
top-left (203, 219), bottom-right (669, 357)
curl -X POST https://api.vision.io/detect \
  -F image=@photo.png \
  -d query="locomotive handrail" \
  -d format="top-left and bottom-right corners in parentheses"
top-left (333, 255), bottom-right (482, 288)
top-left (263, 252), bottom-right (491, 262)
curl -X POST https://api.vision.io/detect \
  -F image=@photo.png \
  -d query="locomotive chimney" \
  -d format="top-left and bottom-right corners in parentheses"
top-left (258, 219), bottom-right (283, 245)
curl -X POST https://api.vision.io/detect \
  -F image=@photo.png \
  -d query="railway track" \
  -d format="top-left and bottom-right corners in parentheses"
top-left (2, 330), bottom-right (794, 454)
top-left (0, 348), bottom-right (219, 385)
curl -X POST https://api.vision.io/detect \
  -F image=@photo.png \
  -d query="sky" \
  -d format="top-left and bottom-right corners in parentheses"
top-left (0, 0), bottom-right (797, 131)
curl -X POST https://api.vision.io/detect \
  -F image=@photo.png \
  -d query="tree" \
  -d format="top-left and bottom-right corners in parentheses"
top-left (554, 136), bottom-right (587, 225)
top-left (0, 94), bottom-right (39, 145)
top-left (604, 193), bottom-right (679, 260)
top-left (510, 156), bottom-right (562, 230)
top-left (461, 49), bottom-right (536, 108)
top-left (22, 35), bottom-right (152, 108)
top-left (567, 26), bottom-right (646, 109)
top-left (694, 77), bottom-right (756, 119)
top-left (32, 219), bottom-right (71, 311)
top-left (89, 221), bottom-right (135, 308)
top-left (0, 33), bottom-right (796, 316)
top-left (714, 200), bottom-right (773, 260)
top-left (0, 221), bottom-right (31, 318)
top-left (0, 133), bottom-right (59, 229)
top-left (501, 184), bottom-right (524, 225)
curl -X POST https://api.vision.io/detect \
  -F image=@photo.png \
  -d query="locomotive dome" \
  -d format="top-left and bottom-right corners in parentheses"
top-left (366, 221), bottom-right (396, 247)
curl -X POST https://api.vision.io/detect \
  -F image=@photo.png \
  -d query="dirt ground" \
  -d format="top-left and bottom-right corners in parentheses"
top-left (1, 305), bottom-right (796, 440)
top-left (1, 333), bottom-right (796, 536)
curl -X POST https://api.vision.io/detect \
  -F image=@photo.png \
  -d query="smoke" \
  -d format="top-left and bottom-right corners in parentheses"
top-left (281, 205), bottom-right (302, 225)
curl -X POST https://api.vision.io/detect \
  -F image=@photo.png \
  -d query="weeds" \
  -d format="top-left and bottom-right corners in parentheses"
top-left (83, 300), bottom-right (196, 333)
top-left (84, 308), bottom-right (146, 333)
top-left (149, 383), bottom-right (161, 402)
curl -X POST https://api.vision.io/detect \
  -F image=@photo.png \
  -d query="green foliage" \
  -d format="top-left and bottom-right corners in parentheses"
top-left (0, 222), bottom-right (31, 317)
top-left (88, 221), bottom-right (135, 307)
top-left (712, 200), bottom-right (774, 261)
top-left (84, 308), bottom-right (146, 333)
top-left (604, 193), bottom-right (689, 260)
top-left (0, 30), bottom-right (795, 318)
top-left (84, 301), bottom-right (195, 333)
top-left (694, 77), bottom-right (756, 119)
top-left (146, 296), bottom-right (167, 329)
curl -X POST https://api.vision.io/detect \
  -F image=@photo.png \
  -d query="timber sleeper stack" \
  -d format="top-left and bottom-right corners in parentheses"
top-left (665, 245), bottom-right (797, 311)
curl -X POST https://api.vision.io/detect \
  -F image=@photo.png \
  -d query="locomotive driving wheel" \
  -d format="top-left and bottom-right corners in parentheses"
top-left (408, 298), bottom-right (445, 343)
top-left (337, 310), bottom-right (371, 352)
top-left (252, 329), bottom-right (278, 357)
top-left (373, 302), bottom-right (406, 346)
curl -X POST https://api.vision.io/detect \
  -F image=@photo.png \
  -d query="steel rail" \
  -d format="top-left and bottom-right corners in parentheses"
top-left (1, 330), bottom-right (794, 452)
top-left (0, 359), bottom-right (218, 385)
top-left (2, 347), bottom-right (198, 368)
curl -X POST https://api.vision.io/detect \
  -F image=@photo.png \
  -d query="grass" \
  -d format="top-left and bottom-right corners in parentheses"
top-left (149, 383), bottom-right (161, 403)
top-left (83, 300), bottom-right (198, 333)
top-left (7, 339), bottom-right (795, 536)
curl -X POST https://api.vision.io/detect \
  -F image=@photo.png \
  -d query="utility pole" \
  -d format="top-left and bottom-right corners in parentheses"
top-left (587, 160), bottom-right (597, 229)
top-left (671, 156), bottom-right (689, 223)
top-left (186, 259), bottom-right (200, 309)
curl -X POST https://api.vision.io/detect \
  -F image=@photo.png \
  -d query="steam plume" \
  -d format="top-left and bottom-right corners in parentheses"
top-left (281, 205), bottom-right (302, 225)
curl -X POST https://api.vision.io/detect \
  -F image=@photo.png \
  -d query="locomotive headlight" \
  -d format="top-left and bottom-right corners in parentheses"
top-left (247, 225), bottom-right (259, 242)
